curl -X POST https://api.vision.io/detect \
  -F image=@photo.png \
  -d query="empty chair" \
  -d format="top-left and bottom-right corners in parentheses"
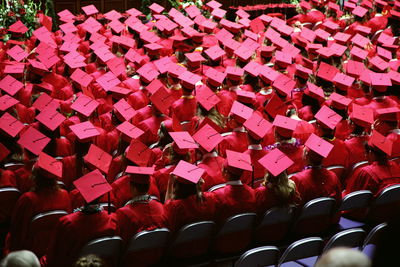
top-left (213, 213), bottom-right (257, 255)
top-left (0, 187), bottom-right (20, 225)
top-left (27, 210), bottom-right (68, 257)
top-left (278, 237), bottom-right (324, 267)
top-left (79, 236), bottom-right (122, 267)
top-left (292, 197), bottom-right (336, 236)
top-left (235, 246), bottom-right (280, 267)
top-left (208, 183), bottom-right (226, 192)
top-left (327, 165), bottom-right (346, 183)
top-left (297, 228), bottom-right (366, 267)
top-left (168, 221), bottom-right (216, 260)
top-left (254, 206), bottom-right (295, 244)
top-left (121, 228), bottom-right (170, 267)
top-left (368, 184), bottom-right (400, 223)
top-left (362, 223), bottom-right (387, 259)
top-left (338, 190), bottom-right (373, 230)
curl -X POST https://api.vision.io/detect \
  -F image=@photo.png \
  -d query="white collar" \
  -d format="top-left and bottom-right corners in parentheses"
top-left (226, 180), bottom-right (243, 185)
top-left (248, 144), bottom-right (262, 150)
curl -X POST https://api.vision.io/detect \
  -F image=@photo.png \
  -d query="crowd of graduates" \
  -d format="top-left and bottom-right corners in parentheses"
top-left (0, 0), bottom-right (400, 265)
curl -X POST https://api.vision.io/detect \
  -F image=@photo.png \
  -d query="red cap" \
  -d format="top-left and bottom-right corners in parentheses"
top-left (375, 107), bottom-right (400, 122)
top-left (206, 0), bottom-right (222, 9)
top-left (0, 142), bottom-right (10, 162)
top-left (229, 101), bottom-right (253, 123)
top-left (73, 169), bottom-right (112, 203)
top-left (273, 74), bottom-right (295, 97)
top-left (377, 46), bottom-right (392, 61)
top-left (185, 52), bottom-right (206, 66)
top-left (150, 86), bottom-right (177, 114)
top-left (37, 152), bottom-right (63, 179)
top-left (314, 28), bottom-right (330, 42)
top-left (225, 150), bottom-right (252, 172)
top-left (370, 72), bottom-right (392, 92)
top-left (96, 71), bottom-right (121, 91)
top-left (69, 121), bottom-right (100, 141)
top-left (243, 61), bottom-right (262, 77)
top-left (8, 20), bottom-right (28, 33)
top-left (149, 3), bottom-right (164, 14)
top-left (0, 112), bottom-right (24, 137)
top-left (350, 103), bottom-right (374, 128)
top-left (354, 25), bottom-right (371, 36)
top-left (185, 5), bottom-right (201, 18)
top-left (71, 94), bottom-right (99, 117)
top-left (0, 75), bottom-right (23, 96)
top-left (82, 4), bottom-right (99, 15)
top-left (316, 62), bottom-right (339, 82)
top-left (116, 121), bottom-right (144, 142)
top-left (192, 123), bottom-right (223, 152)
top-left (7, 45), bottom-right (28, 62)
top-left (211, 8), bottom-right (226, 19)
top-left (17, 127), bottom-right (50, 155)
top-left (225, 66), bottom-right (244, 81)
top-left (329, 43), bottom-right (347, 57)
top-left (71, 69), bottom-right (94, 87)
top-left (350, 46), bottom-right (369, 61)
top-left (179, 71), bottom-right (202, 90)
top-left (137, 63), bottom-right (160, 84)
top-left (352, 6), bottom-right (368, 17)
top-left (346, 60), bottom-right (365, 78)
top-left (368, 130), bottom-right (393, 155)
top-left (36, 109), bottom-right (66, 131)
top-left (274, 50), bottom-right (292, 68)
top-left (172, 160), bottom-right (205, 184)
top-left (260, 65), bottom-right (280, 84)
top-left (0, 95), bottom-right (19, 111)
top-left (333, 72), bottom-right (355, 91)
top-left (125, 166), bottom-right (154, 184)
top-left (305, 133), bottom-right (334, 158)
top-left (114, 99), bottom-right (136, 121)
top-left (234, 46), bottom-right (255, 62)
top-left (377, 33), bottom-right (395, 46)
top-left (333, 32), bottom-right (351, 45)
top-left (329, 92), bottom-right (352, 110)
top-left (388, 70), bottom-right (400, 85)
top-left (258, 148), bottom-right (294, 176)
top-left (369, 56), bottom-right (389, 72)
top-left (205, 68), bottom-right (226, 87)
top-left (195, 84), bottom-right (221, 111)
top-left (243, 112), bottom-right (273, 140)
top-left (265, 93), bottom-right (287, 118)
top-left (106, 57), bottom-right (126, 77)
top-left (305, 82), bottom-right (325, 101)
top-left (315, 105), bottom-right (342, 130)
top-left (84, 144), bottom-right (112, 174)
top-left (236, 90), bottom-right (256, 104)
top-left (170, 131), bottom-right (199, 150)
top-left (295, 64), bottom-right (312, 79)
top-left (273, 115), bottom-right (298, 138)
top-left (126, 139), bottom-right (154, 166)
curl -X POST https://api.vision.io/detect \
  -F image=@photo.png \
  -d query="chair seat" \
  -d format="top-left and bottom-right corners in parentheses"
top-left (296, 255), bottom-right (318, 267)
top-left (339, 217), bottom-right (365, 230)
top-left (362, 244), bottom-right (377, 259)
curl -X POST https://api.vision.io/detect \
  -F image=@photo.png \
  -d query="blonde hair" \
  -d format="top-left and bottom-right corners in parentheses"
top-left (264, 171), bottom-right (297, 205)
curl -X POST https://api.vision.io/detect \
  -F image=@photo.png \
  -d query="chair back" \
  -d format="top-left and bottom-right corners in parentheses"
top-left (339, 190), bottom-right (372, 220)
top-left (28, 210), bottom-right (68, 257)
top-left (254, 206), bottom-right (295, 244)
top-left (369, 184), bottom-right (400, 222)
top-left (293, 197), bottom-right (336, 235)
top-left (213, 213), bottom-right (257, 255)
top-left (235, 246), bottom-right (280, 267)
top-left (327, 165), bottom-right (346, 183)
top-left (324, 228), bottom-right (365, 251)
top-left (79, 236), bottom-right (122, 267)
top-left (169, 221), bottom-right (216, 259)
top-left (278, 237), bottom-right (324, 266)
top-left (121, 228), bottom-right (170, 267)
top-left (363, 223), bottom-right (387, 248)
top-left (0, 187), bottom-right (20, 224)
top-left (208, 183), bottom-right (226, 192)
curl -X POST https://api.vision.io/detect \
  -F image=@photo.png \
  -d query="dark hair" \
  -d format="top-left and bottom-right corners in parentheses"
top-left (32, 168), bottom-right (59, 193)
top-left (130, 181), bottom-right (150, 194)
top-left (173, 181), bottom-right (197, 200)
top-left (74, 254), bottom-right (108, 267)
top-left (364, 143), bottom-right (388, 165)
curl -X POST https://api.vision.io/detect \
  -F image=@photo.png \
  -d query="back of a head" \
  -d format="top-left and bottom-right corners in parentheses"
top-left (74, 254), bottom-right (107, 267)
top-left (0, 250), bottom-right (40, 267)
top-left (315, 247), bottom-right (371, 267)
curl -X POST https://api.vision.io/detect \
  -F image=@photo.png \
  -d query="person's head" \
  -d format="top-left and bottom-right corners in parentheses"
top-left (365, 143), bottom-right (388, 164)
top-left (0, 250), bottom-right (40, 267)
top-left (315, 247), bottom-right (371, 267)
top-left (304, 148), bottom-right (324, 166)
top-left (31, 165), bottom-right (59, 192)
top-left (173, 178), bottom-right (198, 200)
top-left (264, 171), bottom-right (297, 205)
top-left (130, 181), bottom-right (150, 197)
top-left (73, 254), bottom-right (107, 267)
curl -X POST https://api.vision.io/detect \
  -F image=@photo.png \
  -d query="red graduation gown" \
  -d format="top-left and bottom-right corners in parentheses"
top-left (43, 210), bottom-right (117, 267)
top-left (5, 189), bottom-right (71, 253)
top-left (322, 138), bottom-right (349, 169)
top-left (291, 168), bottom-right (342, 206)
top-left (138, 115), bottom-right (168, 146)
top-left (170, 96), bottom-right (197, 122)
top-left (198, 154), bottom-right (225, 191)
top-left (164, 192), bottom-right (217, 232)
top-left (345, 161), bottom-right (400, 197)
top-left (344, 135), bottom-right (369, 168)
top-left (115, 198), bottom-right (166, 243)
top-left (218, 128), bottom-right (250, 158)
top-left (255, 185), bottom-right (299, 216)
top-left (212, 182), bottom-right (256, 224)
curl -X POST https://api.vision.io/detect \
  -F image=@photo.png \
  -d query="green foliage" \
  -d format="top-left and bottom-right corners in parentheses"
top-left (0, 0), bottom-right (41, 41)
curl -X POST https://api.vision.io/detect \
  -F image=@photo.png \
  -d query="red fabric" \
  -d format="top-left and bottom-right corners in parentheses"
top-left (344, 136), bottom-right (369, 168)
top-left (198, 155), bottom-right (225, 191)
top-left (170, 97), bottom-right (197, 122)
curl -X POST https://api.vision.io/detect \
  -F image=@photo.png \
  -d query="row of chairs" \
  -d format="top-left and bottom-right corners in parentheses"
top-left (235, 223), bottom-right (387, 267)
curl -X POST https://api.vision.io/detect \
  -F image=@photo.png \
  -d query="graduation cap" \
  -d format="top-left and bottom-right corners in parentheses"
top-left (273, 115), bottom-right (298, 138)
top-left (244, 112), bottom-right (273, 140)
top-left (84, 144), bottom-right (112, 174)
top-left (368, 130), bottom-right (393, 155)
top-left (350, 103), bottom-right (374, 128)
top-left (73, 169), bottom-right (112, 203)
top-left (258, 148), bottom-right (293, 177)
top-left (224, 150), bottom-right (253, 175)
top-left (125, 166), bottom-right (154, 184)
top-left (305, 133), bottom-right (334, 158)
top-left (315, 105), bottom-right (342, 130)
top-left (18, 127), bottom-right (50, 155)
top-left (192, 123), bottom-right (223, 152)
top-left (0, 112), bottom-right (24, 137)
top-left (172, 160), bottom-right (205, 184)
